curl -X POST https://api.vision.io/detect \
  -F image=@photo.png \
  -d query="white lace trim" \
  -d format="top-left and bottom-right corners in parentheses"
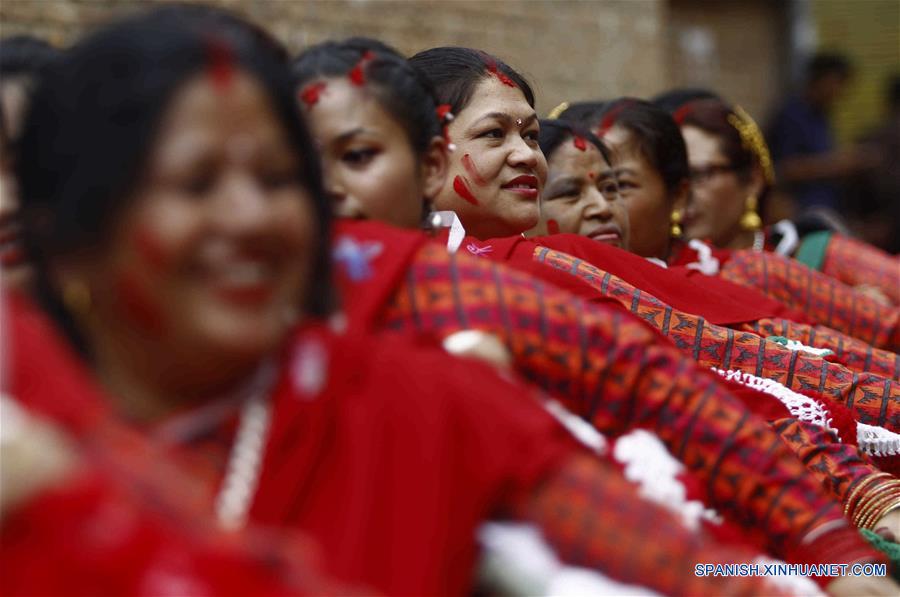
top-left (684, 239), bottom-right (720, 275)
top-left (711, 368), bottom-right (839, 439)
top-left (768, 336), bottom-right (834, 358)
top-left (857, 422), bottom-right (900, 456)
top-left (612, 429), bottom-right (721, 531)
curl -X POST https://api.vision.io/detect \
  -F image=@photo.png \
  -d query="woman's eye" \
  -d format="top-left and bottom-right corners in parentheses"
top-left (342, 148), bottom-right (378, 165)
top-left (182, 172), bottom-right (216, 196)
top-left (260, 168), bottom-right (298, 189)
top-left (523, 130), bottom-right (539, 143)
top-left (479, 128), bottom-right (504, 140)
top-left (600, 182), bottom-right (620, 196)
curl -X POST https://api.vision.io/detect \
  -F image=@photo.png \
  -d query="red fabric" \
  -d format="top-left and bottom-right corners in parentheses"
top-left (534, 234), bottom-right (801, 325)
top-left (252, 326), bottom-right (581, 596)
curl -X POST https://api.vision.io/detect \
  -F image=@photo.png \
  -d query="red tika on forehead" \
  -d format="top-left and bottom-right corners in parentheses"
top-left (205, 35), bottom-right (235, 91)
top-left (348, 50), bottom-right (375, 86)
top-left (672, 101), bottom-right (702, 125)
top-left (596, 100), bottom-right (636, 137)
top-left (299, 81), bottom-right (327, 107)
top-left (480, 53), bottom-right (517, 88)
top-left (572, 135), bottom-right (587, 151)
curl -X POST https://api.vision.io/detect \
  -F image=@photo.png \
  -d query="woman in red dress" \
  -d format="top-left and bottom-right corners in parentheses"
top-left (4, 8), bottom-right (811, 596)
top-left (294, 37), bottom-right (900, 563)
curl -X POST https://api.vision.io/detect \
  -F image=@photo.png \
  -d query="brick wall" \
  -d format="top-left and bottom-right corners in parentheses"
top-left (0, 0), bottom-right (667, 116)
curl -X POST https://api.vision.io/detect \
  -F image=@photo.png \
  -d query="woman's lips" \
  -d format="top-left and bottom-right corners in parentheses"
top-left (501, 174), bottom-right (540, 199)
top-left (587, 227), bottom-right (622, 244)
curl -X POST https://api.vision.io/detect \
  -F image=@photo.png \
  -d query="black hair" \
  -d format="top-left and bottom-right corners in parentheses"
top-left (292, 37), bottom-right (442, 155)
top-left (0, 34), bottom-right (59, 79)
top-left (408, 47), bottom-right (534, 115)
top-left (651, 88), bottom-right (721, 114)
top-left (538, 119), bottom-right (613, 166)
top-left (16, 6), bottom-right (333, 356)
top-left (888, 73), bottom-right (900, 111)
top-left (596, 98), bottom-right (689, 195)
top-left (806, 52), bottom-right (853, 83)
top-left (0, 35), bottom-right (60, 143)
top-left (556, 101), bottom-right (609, 130)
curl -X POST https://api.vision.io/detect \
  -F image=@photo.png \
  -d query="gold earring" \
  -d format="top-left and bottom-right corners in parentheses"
top-left (670, 209), bottom-right (683, 238)
top-left (62, 279), bottom-right (92, 316)
top-left (739, 195), bottom-right (762, 231)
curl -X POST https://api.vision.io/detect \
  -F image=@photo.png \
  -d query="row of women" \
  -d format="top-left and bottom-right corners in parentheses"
top-left (2, 6), bottom-right (900, 596)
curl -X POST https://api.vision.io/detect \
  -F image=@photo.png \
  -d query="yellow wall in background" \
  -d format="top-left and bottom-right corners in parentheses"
top-left (812, 0), bottom-right (900, 145)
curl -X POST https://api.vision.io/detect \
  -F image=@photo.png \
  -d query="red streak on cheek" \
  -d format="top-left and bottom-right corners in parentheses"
top-left (114, 272), bottom-right (165, 335)
top-left (461, 154), bottom-right (487, 186)
top-left (588, 172), bottom-right (595, 180)
top-left (133, 227), bottom-right (168, 272)
top-left (547, 219), bottom-right (560, 235)
top-left (573, 136), bottom-right (587, 151)
top-left (453, 176), bottom-right (480, 206)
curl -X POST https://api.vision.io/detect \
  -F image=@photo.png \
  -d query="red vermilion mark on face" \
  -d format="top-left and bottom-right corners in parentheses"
top-left (573, 136), bottom-right (587, 151)
top-left (299, 81), bottom-right (327, 107)
top-left (461, 154), bottom-right (487, 186)
top-left (453, 176), bottom-right (480, 206)
top-left (547, 219), bottom-right (561, 235)
top-left (133, 226), bottom-right (169, 272)
top-left (587, 171), bottom-right (595, 180)
top-left (482, 54), bottom-right (517, 88)
top-left (114, 271), bottom-right (164, 335)
top-left (206, 36), bottom-right (235, 91)
top-left (348, 51), bottom-right (375, 86)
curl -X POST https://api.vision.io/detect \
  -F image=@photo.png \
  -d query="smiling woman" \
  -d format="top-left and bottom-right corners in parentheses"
top-left (409, 47), bottom-right (547, 239)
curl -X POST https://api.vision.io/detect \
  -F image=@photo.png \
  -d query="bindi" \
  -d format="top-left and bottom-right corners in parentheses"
top-left (453, 176), bottom-right (480, 206)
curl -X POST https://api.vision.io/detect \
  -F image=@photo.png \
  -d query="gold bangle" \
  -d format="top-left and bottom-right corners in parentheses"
top-left (863, 495), bottom-right (900, 530)
top-left (868, 498), bottom-right (900, 530)
top-left (856, 491), bottom-right (900, 529)
top-left (844, 474), bottom-right (894, 517)
top-left (852, 479), bottom-right (900, 522)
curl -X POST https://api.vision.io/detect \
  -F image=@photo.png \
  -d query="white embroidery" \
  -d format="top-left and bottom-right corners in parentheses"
top-left (773, 219), bottom-right (800, 256)
top-left (857, 423), bottom-right (900, 456)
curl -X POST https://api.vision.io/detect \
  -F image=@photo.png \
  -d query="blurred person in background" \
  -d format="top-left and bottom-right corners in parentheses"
top-left (674, 96), bottom-right (899, 306)
top-left (766, 52), bottom-right (877, 216)
top-left (0, 35), bottom-right (59, 290)
top-left (846, 74), bottom-right (900, 254)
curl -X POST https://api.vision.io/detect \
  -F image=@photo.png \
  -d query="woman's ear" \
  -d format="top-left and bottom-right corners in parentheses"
top-left (420, 135), bottom-right (449, 202)
top-left (672, 177), bottom-right (691, 214)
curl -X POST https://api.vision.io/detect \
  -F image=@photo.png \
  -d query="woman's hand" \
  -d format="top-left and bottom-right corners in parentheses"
top-left (873, 508), bottom-right (900, 543)
top-left (0, 395), bottom-right (77, 518)
top-left (827, 575), bottom-right (900, 597)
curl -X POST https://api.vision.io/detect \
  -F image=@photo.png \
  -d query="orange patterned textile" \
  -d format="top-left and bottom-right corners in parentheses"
top-left (720, 251), bottom-right (900, 352)
top-left (533, 247), bottom-right (900, 431)
top-left (822, 234), bottom-right (900, 305)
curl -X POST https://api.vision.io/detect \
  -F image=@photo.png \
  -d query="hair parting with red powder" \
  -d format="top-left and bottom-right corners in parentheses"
top-left (348, 50), bottom-right (375, 86)
top-left (205, 34), bottom-right (235, 90)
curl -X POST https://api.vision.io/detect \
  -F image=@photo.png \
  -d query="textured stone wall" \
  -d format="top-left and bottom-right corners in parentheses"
top-left (0, 0), bottom-right (667, 116)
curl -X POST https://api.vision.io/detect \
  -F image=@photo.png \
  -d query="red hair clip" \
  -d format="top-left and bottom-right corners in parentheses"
top-left (299, 81), bottom-right (327, 107)
top-left (348, 50), bottom-right (375, 86)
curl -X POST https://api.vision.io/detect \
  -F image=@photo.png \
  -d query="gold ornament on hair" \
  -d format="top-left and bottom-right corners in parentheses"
top-left (547, 101), bottom-right (570, 120)
top-left (670, 209), bottom-right (683, 238)
top-left (727, 106), bottom-right (775, 185)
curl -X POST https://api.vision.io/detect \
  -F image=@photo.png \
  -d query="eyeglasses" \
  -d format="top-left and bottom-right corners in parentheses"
top-left (689, 163), bottom-right (739, 185)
